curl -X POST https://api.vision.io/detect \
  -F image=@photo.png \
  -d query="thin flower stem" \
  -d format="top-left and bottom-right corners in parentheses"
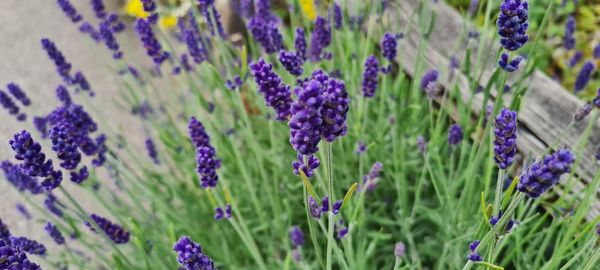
top-left (493, 170), bottom-right (505, 216)
top-left (581, 244), bottom-right (600, 270)
top-left (326, 143), bottom-right (334, 270)
top-left (558, 237), bottom-right (596, 270)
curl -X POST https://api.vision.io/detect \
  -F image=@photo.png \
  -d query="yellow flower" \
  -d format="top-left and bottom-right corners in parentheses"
top-left (159, 15), bottom-right (178, 29)
top-left (125, 0), bottom-right (149, 19)
top-left (300, 0), bottom-right (317, 21)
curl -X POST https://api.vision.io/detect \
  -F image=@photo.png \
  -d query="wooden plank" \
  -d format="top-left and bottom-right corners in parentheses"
top-left (382, 0), bottom-right (599, 218)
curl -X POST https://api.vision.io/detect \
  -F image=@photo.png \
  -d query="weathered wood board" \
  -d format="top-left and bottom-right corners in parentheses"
top-left (382, 0), bottom-right (599, 218)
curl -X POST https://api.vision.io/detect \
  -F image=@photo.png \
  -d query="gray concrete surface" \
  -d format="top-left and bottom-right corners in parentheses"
top-left (0, 0), bottom-right (144, 267)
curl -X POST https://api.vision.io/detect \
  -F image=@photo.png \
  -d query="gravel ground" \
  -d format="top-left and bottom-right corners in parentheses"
top-left (0, 0), bottom-right (145, 267)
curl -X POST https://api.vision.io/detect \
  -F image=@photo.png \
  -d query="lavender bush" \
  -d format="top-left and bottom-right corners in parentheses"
top-left (0, 0), bottom-right (599, 269)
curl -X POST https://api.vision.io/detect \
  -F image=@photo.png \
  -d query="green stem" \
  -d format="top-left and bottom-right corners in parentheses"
top-left (326, 143), bottom-right (334, 270)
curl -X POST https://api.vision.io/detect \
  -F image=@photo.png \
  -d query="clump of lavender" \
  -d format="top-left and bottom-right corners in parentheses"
top-left (517, 149), bottom-right (575, 198)
top-left (563, 16), bottom-right (576, 50)
top-left (289, 80), bottom-right (324, 176)
top-left (381, 32), bottom-right (398, 73)
top-left (248, 3), bottom-right (282, 54)
top-left (295, 28), bottom-right (307, 61)
top-left (498, 52), bottom-right (523, 72)
top-left (183, 25), bottom-right (207, 64)
top-left (145, 138), bottom-right (160, 164)
top-left (7, 83), bottom-right (31, 106)
top-left (249, 58), bottom-right (293, 121)
top-left (135, 18), bottom-right (170, 65)
top-left (41, 38), bottom-right (73, 83)
top-left (49, 123), bottom-right (82, 170)
top-left (0, 90), bottom-right (26, 121)
top-left (173, 236), bottom-right (216, 270)
top-left (9, 236), bottom-right (46, 255)
top-left (467, 240), bottom-right (483, 261)
top-left (86, 214), bottom-right (130, 244)
top-left (333, 3), bottom-right (342, 29)
top-left (320, 76), bottom-right (349, 142)
top-left (362, 55), bottom-right (379, 97)
top-left (497, 0), bottom-right (529, 51)
top-left (573, 103), bottom-right (592, 122)
top-left (420, 69), bottom-right (439, 98)
top-left (188, 117), bottom-right (221, 188)
top-left (0, 240), bottom-right (41, 270)
top-left (574, 61), bottom-right (595, 93)
top-left (494, 108), bottom-right (517, 169)
top-left (308, 196), bottom-right (322, 219)
top-left (278, 50), bottom-right (304, 76)
top-left (57, 0), bottom-right (83, 23)
top-left (448, 124), bottom-right (463, 145)
top-left (9, 130), bottom-right (62, 190)
top-left (44, 222), bottom-right (65, 245)
top-left (310, 16), bottom-right (332, 62)
top-left (1, 161), bottom-right (44, 195)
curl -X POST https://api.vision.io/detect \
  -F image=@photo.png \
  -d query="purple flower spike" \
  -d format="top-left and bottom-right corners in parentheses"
top-left (308, 196), bottom-right (321, 219)
top-left (44, 193), bottom-right (64, 217)
top-left (0, 90), bottom-right (25, 121)
top-left (363, 161), bottom-right (383, 191)
top-left (86, 213), bottom-right (130, 244)
top-left (310, 16), bottom-right (332, 62)
top-left (332, 200), bottom-right (342, 215)
top-left (295, 28), bottom-right (307, 61)
top-left (593, 89), bottom-right (600, 108)
top-left (292, 154), bottom-right (320, 177)
top-left (362, 55), bottom-right (379, 97)
top-left (497, 0), bottom-right (529, 51)
top-left (100, 15), bottom-right (123, 59)
top-left (289, 80), bottom-right (324, 157)
top-left (135, 18), bottom-right (170, 65)
top-left (41, 38), bottom-right (73, 83)
top-left (183, 28), bottom-right (207, 64)
top-left (467, 240), bottom-right (483, 261)
top-left (91, 0), bottom-right (107, 19)
top-left (574, 61), bottom-right (595, 93)
top-left (249, 58), bottom-right (293, 121)
top-left (498, 52), bottom-right (522, 72)
top-left (420, 69), bottom-right (439, 98)
top-left (494, 108), bottom-right (517, 169)
top-left (10, 130), bottom-right (62, 190)
top-left (248, 6), bottom-right (283, 54)
top-left (278, 50), bottom-right (304, 76)
top-left (44, 222), bottom-right (65, 245)
top-left (79, 22), bottom-right (102, 42)
top-left (573, 103), bottom-right (592, 122)
top-left (568, 51), bottom-right (583, 68)
top-left (0, 240), bottom-right (42, 269)
top-left (16, 204), bottom-right (31, 220)
top-left (145, 138), bottom-right (160, 164)
top-left (57, 0), bottom-right (83, 23)
top-left (173, 236), bottom-right (216, 270)
top-left (7, 83), bottom-right (31, 106)
top-left (321, 77), bottom-right (350, 142)
top-left (196, 146), bottom-right (221, 188)
top-left (333, 3), bottom-right (342, 29)
top-left (594, 44), bottom-right (600, 59)
top-left (321, 196), bottom-right (330, 212)
top-left (381, 32), bottom-right (398, 62)
top-left (49, 123), bottom-right (82, 170)
top-left (70, 166), bottom-right (89, 183)
top-left (9, 236), bottom-right (46, 255)
top-left (563, 16), bottom-right (576, 50)
top-left (448, 124), bottom-right (463, 145)
top-left (1, 161), bottom-right (44, 195)
top-left (417, 136), bottom-right (427, 154)
top-left (517, 149), bottom-right (575, 198)
top-left (290, 226), bottom-right (304, 248)
top-left (1, 218), bottom-right (10, 241)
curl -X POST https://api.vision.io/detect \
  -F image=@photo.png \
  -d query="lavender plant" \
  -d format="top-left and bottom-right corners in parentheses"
top-left (0, 1), bottom-right (599, 270)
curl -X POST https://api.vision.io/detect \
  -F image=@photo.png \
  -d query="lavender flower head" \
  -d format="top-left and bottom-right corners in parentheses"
top-left (44, 193), bottom-right (63, 217)
top-left (290, 226), bottom-right (304, 248)
top-left (363, 161), bottom-right (383, 191)
top-left (308, 196), bottom-right (321, 219)
top-left (173, 236), bottom-right (217, 270)
top-left (563, 16), bottom-right (576, 50)
top-left (295, 28), bottom-right (307, 61)
top-left (394, 242), bottom-right (406, 257)
top-left (568, 51), bottom-right (583, 68)
top-left (135, 18), bottom-right (170, 65)
top-left (189, 117), bottom-right (221, 188)
top-left (99, 15), bottom-right (123, 59)
top-left (320, 76), bottom-right (349, 142)
top-left (248, 7), bottom-right (283, 54)
top-left (278, 50), bottom-right (304, 76)
top-left (9, 237), bottom-right (46, 255)
top-left (0, 240), bottom-right (41, 270)
top-left (448, 124), bottom-right (463, 145)
top-left (10, 130), bottom-right (62, 190)
top-left (41, 38), bottom-right (72, 83)
top-left (594, 88), bottom-right (600, 108)
top-left (573, 103), bottom-right (592, 122)
top-left (44, 222), bottom-right (65, 245)
top-left (145, 138), bottom-right (160, 164)
top-left (362, 55), bottom-right (379, 97)
top-left (7, 83), bottom-right (31, 106)
top-left (498, 52), bottom-right (523, 72)
top-left (188, 116), bottom-right (211, 149)
top-left (420, 69), bottom-right (439, 98)
top-left (494, 108), bottom-right (517, 169)
top-left (91, 0), bottom-right (106, 19)
top-left (417, 136), bottom-right (427, 154)
top-left (289, 80), bottom-right (324, 157)
top-left (292, 154), bottom-right (320, 177)
top-left (49, 123), bottom-right (82, 170)
top-left (86, 213), bottom-right (130, 244)
top-left (467, 240), bottom-right (483, 261)
top-left (381, 32), bottom-right (398, 62)
top-left (333, 3), bottom-right (342, 29)
top-left (16, 204), bottom-right (31, 220)
top-left (57, 0), bottom-right (83, 23)
top-left (517, 149), bottom-right (575, 198)
top-left (1, 161), bottom-right (43, 195)
top-left (594, 44), bottom-right (600, 59)
top-left (249, 58), bottom-right (293, 121)
top-left (0, 218), bottom-right (9, 241)
top-left (310, 16), bottom-right (332, 62)
top-left (574, 61), bottom-right (595, 93)
top-left (497, 0), bottom-right (529, 51)
top-left (0, 90), bottom-right (26, 121)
